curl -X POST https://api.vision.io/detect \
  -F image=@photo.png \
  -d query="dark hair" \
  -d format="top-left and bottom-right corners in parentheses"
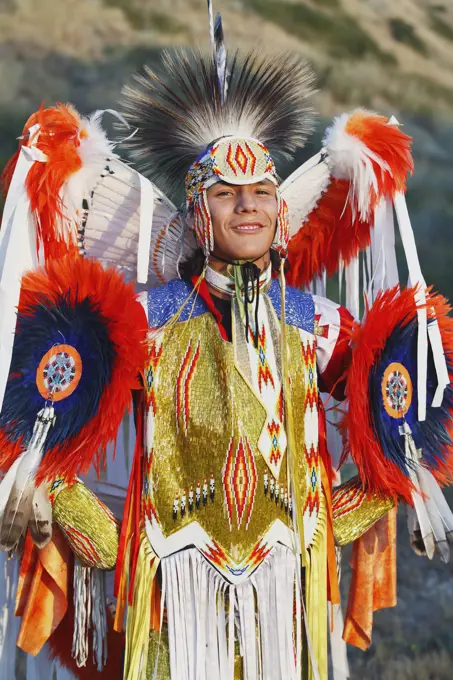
top-left (178, 248), bottom-right (283, 279)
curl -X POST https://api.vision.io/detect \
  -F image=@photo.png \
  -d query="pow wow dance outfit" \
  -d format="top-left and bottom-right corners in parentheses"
top-left (1, 9), bottom-right (453, 680)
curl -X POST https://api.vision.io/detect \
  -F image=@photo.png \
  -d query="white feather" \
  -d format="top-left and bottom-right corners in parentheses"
top-left (59, 111), bottom-right (118, 243)
top-left (416, 465), bottom-right (449, 562)
top-left (0, 454), bottom-right (25, 518)
top-left (82, 157), bottom-right (190, 285)
top-left (410, 483), bottom-right (436, 560)
top-left (323, 109), bottom-right (391, 222)
top-left (279, 152), bottom-right (331, 238)
top-left (28, 483), bottom-right (52, 550)
top-left (419, 466), bottom-right (453, 539)
top-left (0, 407), bottom-right (55, 551)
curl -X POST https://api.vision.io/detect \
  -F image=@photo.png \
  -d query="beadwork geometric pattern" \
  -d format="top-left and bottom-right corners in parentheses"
top-left (193, 190), bottom-right (214, 256)
top-left (249, 318), bottom-right (287, 480)
top-left (252, 324), bottom-right (275, 393)
top-left (36, 344), bottom-right (82, 401)
top-left (274, 195), bottom-right (290, 253)
top-left (145, 341), bottom-right (163, 416)
top-left (314, 313), bottom-right (330, 339)
top-left (212, 138), bottom-right (275, 184)
top-left (300, 331), bottom-right (321, 543)
top-left (223, 436), bottom-right (258, 530)
top-left (381, 361), bottom-right (412, 418)
top-left (176, 338), bottom-right (201, 435)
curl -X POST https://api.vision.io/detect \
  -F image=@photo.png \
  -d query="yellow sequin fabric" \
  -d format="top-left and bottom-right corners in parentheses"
top-left (332, 476), bottom-right (394, 547)
top-left (52, 480), bottom-right (119, 569)
top-left (144, 311), bottom-right (312, 570)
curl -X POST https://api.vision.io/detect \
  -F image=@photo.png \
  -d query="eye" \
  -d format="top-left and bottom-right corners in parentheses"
top-left (215, 189), bottom-right (234, 197)
top-left (256, 188), bottom-right (273, 196)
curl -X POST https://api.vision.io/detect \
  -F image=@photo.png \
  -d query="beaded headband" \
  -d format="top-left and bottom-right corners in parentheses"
top-left (185, 136), bottom-right (278, 208)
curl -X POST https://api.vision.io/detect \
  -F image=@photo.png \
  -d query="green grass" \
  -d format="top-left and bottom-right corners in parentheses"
top-left (103, 1), bottom-right (186, 33)
top-left (430, 12), bottom-right (453, 42)
top-left (389, 18), bottom-right (428, 54)
top-left (103, 0), bottom-right (143, 29)
top-left (249, 0), bottom-right (396, 64)
top-left (311, 0), bottom-right (339, 7)
top-left (147, 11), bottom-right (187, 34)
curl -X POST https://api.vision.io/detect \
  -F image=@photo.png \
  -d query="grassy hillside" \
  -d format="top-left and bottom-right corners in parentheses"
top-left (2, 0), bottom-right (453, 120)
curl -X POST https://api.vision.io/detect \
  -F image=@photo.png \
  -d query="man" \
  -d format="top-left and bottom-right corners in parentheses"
top-left (0, 12), bottom-right (452, 680)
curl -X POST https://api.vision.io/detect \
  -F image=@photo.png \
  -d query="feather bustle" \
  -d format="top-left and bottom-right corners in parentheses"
top-left (0, 257), bottom-right (148, 484)
top-left (342, 286), bottom-right (453, 502)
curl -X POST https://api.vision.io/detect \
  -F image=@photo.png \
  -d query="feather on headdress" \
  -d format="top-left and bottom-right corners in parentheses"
top-left (121, 49), bottom-right (316, 197)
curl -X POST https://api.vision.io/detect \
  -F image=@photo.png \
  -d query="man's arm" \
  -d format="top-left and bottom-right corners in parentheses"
top-left (314, 295), bottom-right (353, 401)
top-left (332, 476), bottom-right (394, 546)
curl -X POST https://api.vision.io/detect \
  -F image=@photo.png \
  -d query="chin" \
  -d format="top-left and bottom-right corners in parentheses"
top-left (227, 236), bottom-right (273, 262)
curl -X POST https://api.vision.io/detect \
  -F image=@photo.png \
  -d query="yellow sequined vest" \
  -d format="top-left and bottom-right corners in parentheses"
top-left (143, 289), bottom-right (322, 582)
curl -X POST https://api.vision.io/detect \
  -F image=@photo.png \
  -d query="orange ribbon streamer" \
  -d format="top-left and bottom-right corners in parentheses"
top-left (15, 527), bottom-right (70, 655)
top-left (343, 507), bottom-right (397, 650)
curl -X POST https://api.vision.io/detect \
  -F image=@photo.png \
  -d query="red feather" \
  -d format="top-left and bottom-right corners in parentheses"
top-left (26, 104), bottom-right (83, 261)
top-left (286, 112), bottom-right (413, 288)
top-left (1, 103), bottom-right (84, 260)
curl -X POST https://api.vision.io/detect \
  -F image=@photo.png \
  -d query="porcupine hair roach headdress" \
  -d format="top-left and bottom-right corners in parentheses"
top-left (121, 13), bottom-right (316, 255)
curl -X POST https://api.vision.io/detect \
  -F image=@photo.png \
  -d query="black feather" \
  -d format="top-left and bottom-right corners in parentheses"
top-left (214, 12), bottom-right (224, 46)
top-left (121, 48), bottom-right (316, 199)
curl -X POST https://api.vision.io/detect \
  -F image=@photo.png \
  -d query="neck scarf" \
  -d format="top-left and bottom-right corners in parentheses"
top-left (206, 263), bottom-right (273, 345)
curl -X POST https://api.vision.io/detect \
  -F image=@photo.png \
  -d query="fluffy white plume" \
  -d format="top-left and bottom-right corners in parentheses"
top-left (323, 109), bottom-right (391, 221)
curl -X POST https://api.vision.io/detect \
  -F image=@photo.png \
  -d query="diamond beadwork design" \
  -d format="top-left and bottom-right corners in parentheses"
top-left (223, 436), bottom-right (258, 530)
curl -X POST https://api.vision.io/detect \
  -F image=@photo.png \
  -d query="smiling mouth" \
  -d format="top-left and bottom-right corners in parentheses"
top-left (233, 224), bottom-right (264, 232)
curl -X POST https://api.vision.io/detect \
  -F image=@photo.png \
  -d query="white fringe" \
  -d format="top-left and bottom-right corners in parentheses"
top-left (72, 562), bottom-right (108, 670)
top-left (72, 562), bottom-right (91, 667)
top-left (0, 553), bottom-right (20, 679)
top-left (91, 567), bottom-right (108, 671)
top-left (161, 545), bottom-right (300, 680)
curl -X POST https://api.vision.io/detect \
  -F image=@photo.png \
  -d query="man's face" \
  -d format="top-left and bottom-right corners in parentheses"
top-left (206, 180), bottom-right (278, 262)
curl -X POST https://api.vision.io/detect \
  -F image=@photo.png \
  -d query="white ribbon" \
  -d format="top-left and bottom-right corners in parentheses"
top-left (344, 256), bottom-right (360, 321)
top-left (0, 135), bottom-right (46, 414)
top-left (137, 173), bottom-right (155, 284)
top-left (393, 191), bottom-right (449, 420)
top-left (370, 197), bottom-right (399, 297)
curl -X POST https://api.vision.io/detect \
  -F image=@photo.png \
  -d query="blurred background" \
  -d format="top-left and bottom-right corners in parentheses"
top-left (1, 0), bottom-right (453, 678)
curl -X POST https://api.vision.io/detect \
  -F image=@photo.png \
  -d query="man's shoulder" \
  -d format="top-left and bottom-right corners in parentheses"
top-left (268, 280), bottom-right (315, 334)
top-left (147, 279), bottom-right (208, 329)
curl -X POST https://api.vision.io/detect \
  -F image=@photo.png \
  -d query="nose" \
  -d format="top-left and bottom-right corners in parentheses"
top-left (235, 187), bottom-right (258, 213)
